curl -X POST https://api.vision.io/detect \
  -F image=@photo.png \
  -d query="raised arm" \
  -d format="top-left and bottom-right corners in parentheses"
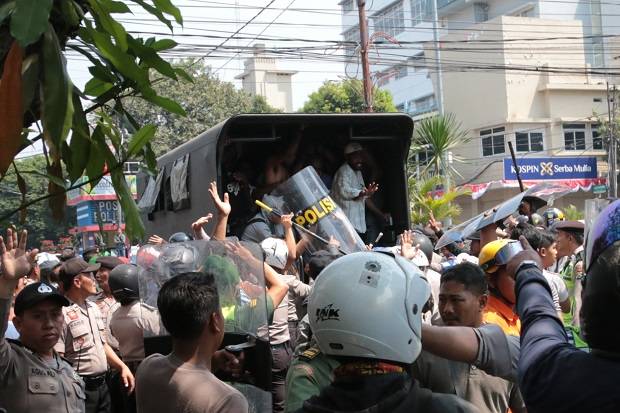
top-left (281, 214), bottom-right (297, 270)
top-left (208, 181), bottom-right (231, 240)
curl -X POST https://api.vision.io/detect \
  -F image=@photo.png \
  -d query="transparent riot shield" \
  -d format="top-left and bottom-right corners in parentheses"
top-left (271, 166), bottom-right (366, 254)
top-left (137, 240), bottom-right (272, 411)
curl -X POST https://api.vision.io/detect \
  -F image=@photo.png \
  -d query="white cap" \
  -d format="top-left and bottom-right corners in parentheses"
top-left (344, 142), bottom-right (363, 155)
top-left (36, 252), bottom-right (60, 266)
top-left (261, 237), bottom-right (288, 270)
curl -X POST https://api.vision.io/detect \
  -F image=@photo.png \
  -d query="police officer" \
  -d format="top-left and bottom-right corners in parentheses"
top-left (0, 228), bottom-right (86, 413)
top-left (108, 264), bottom-right (163, 372)
top-left (297, 251), bottom-right (478, 412)
top-left (56, 257), bottom-right (135, 413)
top-left (109, 264), bottom-right (163, 413)
top-left (94, 256), bottom-right (123, 350)
top-left (553, 221), bottom-right (584, 328)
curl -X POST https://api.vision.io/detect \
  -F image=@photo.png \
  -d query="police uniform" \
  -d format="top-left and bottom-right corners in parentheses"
top-left (55, 299), bottom-right (110, 412)
top-left (110, 301), bottom-right (163, 371)
top-left (285, 343), bottom-right (340, 413)
top-left (0, 284), bottom-right (86, 413)
top-left (93, 294), bottom-right (121, 350)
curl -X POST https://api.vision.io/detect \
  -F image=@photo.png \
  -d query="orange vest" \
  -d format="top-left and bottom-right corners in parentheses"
top-left (483, 295), bottom-right (521, 336)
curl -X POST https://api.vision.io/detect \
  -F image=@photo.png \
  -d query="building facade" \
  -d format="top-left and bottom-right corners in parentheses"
top-left (340, 0), bottom-right (618, 217)
top-left (235, 43), bottom-right (297, 112)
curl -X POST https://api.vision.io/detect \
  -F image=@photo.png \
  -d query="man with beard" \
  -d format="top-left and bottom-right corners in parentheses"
top-left (330, 143), bottom-right (384, 242)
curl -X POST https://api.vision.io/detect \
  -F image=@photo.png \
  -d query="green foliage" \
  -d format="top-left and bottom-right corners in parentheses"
top-left (408, 175), bottom-right (471, 224)
top-left (411, 114), bottom-right (470, 178)
top-left (0, 0), bottom-right (186, 240)
top-left (300, 79), bottom-right (397, 113)
top-left (564, 204), bottom-right (584, 221)
top-left (122, 59), bottom-right (280, 156)
top-left (0, 156), bottom-right (74, 248)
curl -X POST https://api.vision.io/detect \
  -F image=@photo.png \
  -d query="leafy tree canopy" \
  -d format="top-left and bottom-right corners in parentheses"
top-left (123, 59), bottom-right (280, 157)
top-left (300, 79), bottom-right (397, 113)
top-left (0, 0), bottom-right (189, 240)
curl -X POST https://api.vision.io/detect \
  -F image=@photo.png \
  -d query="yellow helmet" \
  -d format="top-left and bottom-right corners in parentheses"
top-left (478, 239), bottom-right (523, 273)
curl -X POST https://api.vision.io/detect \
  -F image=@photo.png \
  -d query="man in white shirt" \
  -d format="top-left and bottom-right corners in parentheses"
top-left (330, 143), bottom-right (383, 241)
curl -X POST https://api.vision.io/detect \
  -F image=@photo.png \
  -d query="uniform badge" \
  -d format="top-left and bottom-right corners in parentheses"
top-left (37, 284), bottom-right (53, 294)
top-left (68, 310), bottom-right (78, 321)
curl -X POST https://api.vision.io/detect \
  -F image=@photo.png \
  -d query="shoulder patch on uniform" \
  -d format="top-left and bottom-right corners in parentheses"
top-left (67, 310), bottom-right (78, 321)
top-left (300, 345), bottom-right (321, 360)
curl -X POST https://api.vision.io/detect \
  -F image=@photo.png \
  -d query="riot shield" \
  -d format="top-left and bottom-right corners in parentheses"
top-left (271, 166), bottom-right (366, 254)
top-left (136, 240), bottom-right (272, 411)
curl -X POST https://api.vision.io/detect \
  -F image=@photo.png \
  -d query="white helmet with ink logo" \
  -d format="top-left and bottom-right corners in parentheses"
top-left (307, 251), bottom-right (430, 364)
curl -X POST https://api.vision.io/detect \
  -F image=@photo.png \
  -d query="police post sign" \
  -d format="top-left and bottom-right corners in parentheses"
top-left (503, 157), bottom-right (597, 180)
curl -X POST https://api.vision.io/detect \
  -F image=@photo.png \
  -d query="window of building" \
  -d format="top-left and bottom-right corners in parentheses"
top-left (563, 123), bottom-right (586, 150)
top-left (395, 64), bottom-right (408, 79)
top-left (410, 0), bottom-right (430, 25)
top-left (343, 26), bottom-right (359, 61)
top-left (123, 162), bottom-right (140, 174)
top-left (341, 0), bottom-right (355, 12)
top-left (592, 123), bottom-right (603, 150)
top-left (373, 1), bottom-right (405, 37)
top-left (481, 127), bottom-right (505, 157)
top-left (515, 131), bottom-right (543, 153)
top-left (396, 103), bottom-right (405, 112)
top-left (473, 2), bottom-right (489, 23)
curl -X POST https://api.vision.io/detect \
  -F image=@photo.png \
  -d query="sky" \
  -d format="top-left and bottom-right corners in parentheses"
top-left (18, 0), bottom-right (349, 158)
top-left (68, 0), bottom-right (347, 110)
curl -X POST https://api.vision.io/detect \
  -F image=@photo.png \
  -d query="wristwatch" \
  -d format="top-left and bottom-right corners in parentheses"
top-left (515, 260), bottom-right (540, 274)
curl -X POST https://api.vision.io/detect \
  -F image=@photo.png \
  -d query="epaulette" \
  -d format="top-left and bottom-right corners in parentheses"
top-left (300, 345), bottom-right (321, 361)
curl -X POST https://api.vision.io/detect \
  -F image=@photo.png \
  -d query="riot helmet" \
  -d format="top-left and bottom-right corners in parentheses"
top-left (160, 243), bottom-right (200, 276)
top-left (409, 231), bottom-right (434, 263)
top-left (308, 251), bottom-right (430, 364)
top-left (109, 264), bottom-right (140, 304)
top-left (529, 213), bottom-right (544, 227)
top-left (168, 232), bottom-right (192, 243)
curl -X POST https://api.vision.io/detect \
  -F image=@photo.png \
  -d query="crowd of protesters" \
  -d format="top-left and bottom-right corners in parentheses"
top-left (1, 142), bottom-right (620, 413)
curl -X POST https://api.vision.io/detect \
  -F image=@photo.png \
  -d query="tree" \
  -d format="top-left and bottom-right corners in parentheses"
top-left (0, 0), bottom-right (188, 240)
top-left (123, 59), bottom-right (280, 156)
top-left (411, 114), bottom-right (470, 178)
top-left (408, 175), bottom-right (470, 225)
top-left (564, 204), bottom-right (584, 221)
top-left (300, 79), bottom-right (397, 113)
top-left (0, 156), bottom-right (74, 247)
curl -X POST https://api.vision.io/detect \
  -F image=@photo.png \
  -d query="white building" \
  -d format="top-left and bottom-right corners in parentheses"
top-left (235, 44), bottom-right (298, 112)
top-left (340, 0), bottom-right (619, 215)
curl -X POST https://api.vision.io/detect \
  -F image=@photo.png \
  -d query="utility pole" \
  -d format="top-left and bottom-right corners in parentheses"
top-left (607, 83), bottom-right (618, 199)
top-left (432, 0), bottom-right (444, 115)
top-left (357, 0), bottom-right (373, 112)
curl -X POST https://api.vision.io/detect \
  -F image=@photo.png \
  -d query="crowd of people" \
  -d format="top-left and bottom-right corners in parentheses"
top-left (1, 143), bottom-right (620, 413)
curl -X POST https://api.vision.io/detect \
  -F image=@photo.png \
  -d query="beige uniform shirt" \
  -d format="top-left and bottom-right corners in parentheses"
top-left (93, 294), bottom-right (120, 351)
top-left (110, 301), bottom-right (163, 362)
top-left (136, 353), bottom-right (249, 413)
top-left (54, 300), bottom-right (108, 376)
top-left (0, 299), bottom-right (86, 413)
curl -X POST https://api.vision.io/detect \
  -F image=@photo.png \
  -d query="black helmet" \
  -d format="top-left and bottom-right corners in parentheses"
top-left (410, 231), bottom-right (434, 263)
top-left (168, 232), bottom-right (192, 243)
top-left (109, 264), bottom-right (140, 303)
top-left (581, 200), bottom-right (620, 355)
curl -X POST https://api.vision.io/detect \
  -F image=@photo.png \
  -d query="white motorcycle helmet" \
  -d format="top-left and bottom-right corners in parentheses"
top-left (261, 237), bottom-right (288, 270)
top-left (308, 251), bottom-right (430, 364)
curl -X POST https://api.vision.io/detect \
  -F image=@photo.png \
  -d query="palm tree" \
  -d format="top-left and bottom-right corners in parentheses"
top-left (408, 175), bottom-right (471, 225)
top-left (410, 114), bottom-right (470, 179)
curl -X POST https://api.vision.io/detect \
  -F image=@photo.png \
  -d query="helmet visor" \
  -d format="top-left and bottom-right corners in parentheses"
top-left (481, 241), bottom-right (523, 271)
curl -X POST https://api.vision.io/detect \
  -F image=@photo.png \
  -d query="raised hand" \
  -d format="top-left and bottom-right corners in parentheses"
top-left (148, 234), bottom-right (166, 245)
top-left (281, 213), bottom-right (293, 230)
top-left (428, 211), bottom-right (441, 233)
top-left (208, 181), bottom-right (231, 217)
top-left (399, 230), bottom-right (420, 261)
top-left (0, 229), bottom-right (37, 281)
top-left (192, 214), bottom-right (213, 232)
